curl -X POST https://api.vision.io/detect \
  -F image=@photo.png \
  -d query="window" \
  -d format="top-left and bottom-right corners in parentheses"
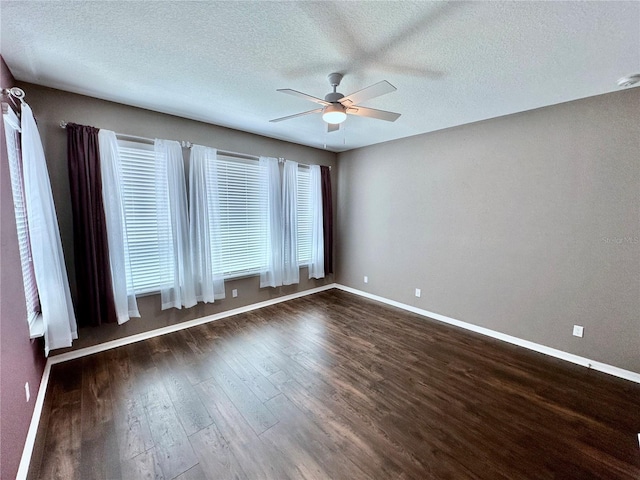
top-left (3, 107), bottom-right (42, 336)
top-left (214, 155), bottom-right (268, 278)
top-left (297, 166), bottom-right (312, 265)
top-left (114, 141), bottom-right (318, 293)
top-left (117, 139), bottom-right (173, 294)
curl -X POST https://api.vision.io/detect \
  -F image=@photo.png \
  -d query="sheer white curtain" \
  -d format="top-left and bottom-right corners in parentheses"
top-left (98, 130), bottom-right (140, 323)
top-left (189, 145), bottom-right (225, 302)
top-left (282, 160), bottom-right (299, 285)
top-left (259, 156), bottom-right (283, 288)
top-left (21, 104), bottom-right (77, 355)
top-left (155, 139), bottom-right (197, 310)
top-left (308, 165), bottom-right (325, 279)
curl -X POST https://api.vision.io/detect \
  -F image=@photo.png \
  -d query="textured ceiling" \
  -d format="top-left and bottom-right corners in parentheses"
top-left (1, 1), bottom-right (639, 152)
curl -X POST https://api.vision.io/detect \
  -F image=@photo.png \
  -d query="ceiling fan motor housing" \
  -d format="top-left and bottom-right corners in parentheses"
top-left (325, 92), bottom-right (344, 103)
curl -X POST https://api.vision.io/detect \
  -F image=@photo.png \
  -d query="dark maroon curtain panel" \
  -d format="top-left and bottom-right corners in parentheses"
top-left (67, 123), bottom-right (116, 327)
top-left (320, 166), bottom-right (333, 275)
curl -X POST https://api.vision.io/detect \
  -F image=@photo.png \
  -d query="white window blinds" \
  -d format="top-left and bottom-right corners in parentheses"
top-left (214, 155), bottom-right (268, 277)
top-left (297, 166), bottom-right (312, 265)
top-left (3, 106), bottom-right (41, 334)
top-left (117, 139), bottom-right (173, 294)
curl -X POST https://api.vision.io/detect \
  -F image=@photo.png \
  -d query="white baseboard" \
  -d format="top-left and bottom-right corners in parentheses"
top-left (16, 282), bottom-right (337, 480)
top-left (16, 361), bottom-right (51, 480)
top-left (334, 284), bottom-right (640, 385)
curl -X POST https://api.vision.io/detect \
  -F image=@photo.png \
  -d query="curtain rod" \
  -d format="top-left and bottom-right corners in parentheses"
top-left (215, 148), bottom-right (261, 161)
top-left (60, 121), bottom-right (154, 144)
top-left (2, 86), bottom-right (26, 110)
top-left (59, 120), bottom-right (330, 170)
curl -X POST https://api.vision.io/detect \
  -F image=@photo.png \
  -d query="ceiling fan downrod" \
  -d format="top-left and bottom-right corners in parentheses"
top-left (324, 73), bottom-right (345, 104)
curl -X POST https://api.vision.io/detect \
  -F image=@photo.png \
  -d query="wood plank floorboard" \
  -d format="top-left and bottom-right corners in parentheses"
top-left (29, 289), bottom-right (640, 479)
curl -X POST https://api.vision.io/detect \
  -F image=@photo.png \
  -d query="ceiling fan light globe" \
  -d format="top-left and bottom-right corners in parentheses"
top-left (323, 111), bottom-right (347, 124)
top-left (322, 105), bottom-right (347, 124)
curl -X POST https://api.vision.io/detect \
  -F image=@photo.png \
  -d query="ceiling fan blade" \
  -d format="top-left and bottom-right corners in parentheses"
top-left (346, 106), bottom-right (401, 122)
top-left (339, 80), bottom-right (397, 107)
top-left (270, 108), bottom-right (323, 123)
top-left (277, 89), bottom-right (330, 106)
top-left (327, 123), bottom-right (340, 133)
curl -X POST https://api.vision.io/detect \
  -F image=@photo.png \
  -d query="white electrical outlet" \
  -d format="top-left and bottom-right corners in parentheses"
top-left (572, 325), bottom-right (584, 338)
top-left (415, 288), bottom-right (421, 298)
top-left (364, 276), bottom-right (368, 284)
top-left (25, 382), bottom-right (30, 402)
top-left (232, 289), bottom-right (238, 298)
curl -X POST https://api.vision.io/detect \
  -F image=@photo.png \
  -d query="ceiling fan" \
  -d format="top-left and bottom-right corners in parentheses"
top-left (270, 73), bottom-right (401, 133)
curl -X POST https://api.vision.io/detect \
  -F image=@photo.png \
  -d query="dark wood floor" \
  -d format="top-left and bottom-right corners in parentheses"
top-left (28, 289), bottom-right (640, 479)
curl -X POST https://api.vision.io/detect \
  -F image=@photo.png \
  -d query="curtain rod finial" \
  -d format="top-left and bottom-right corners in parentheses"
top-left (60, 121), bottom-right (67, 129)
top-left (2, 87), bottom-right (25, 99)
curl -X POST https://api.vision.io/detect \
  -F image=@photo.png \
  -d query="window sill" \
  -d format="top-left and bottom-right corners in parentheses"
top-left (222, 269), bottom-right (262, 281)
top-left (132, 264), bottom-right (317, 299)
top-left (29, 313), bottom-right (44, 339)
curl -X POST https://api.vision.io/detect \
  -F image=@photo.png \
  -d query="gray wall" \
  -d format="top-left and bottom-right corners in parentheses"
top-left (19, 83), bottom-right (337, 351)
top-left (336, 88), bottom-right (640, 374)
